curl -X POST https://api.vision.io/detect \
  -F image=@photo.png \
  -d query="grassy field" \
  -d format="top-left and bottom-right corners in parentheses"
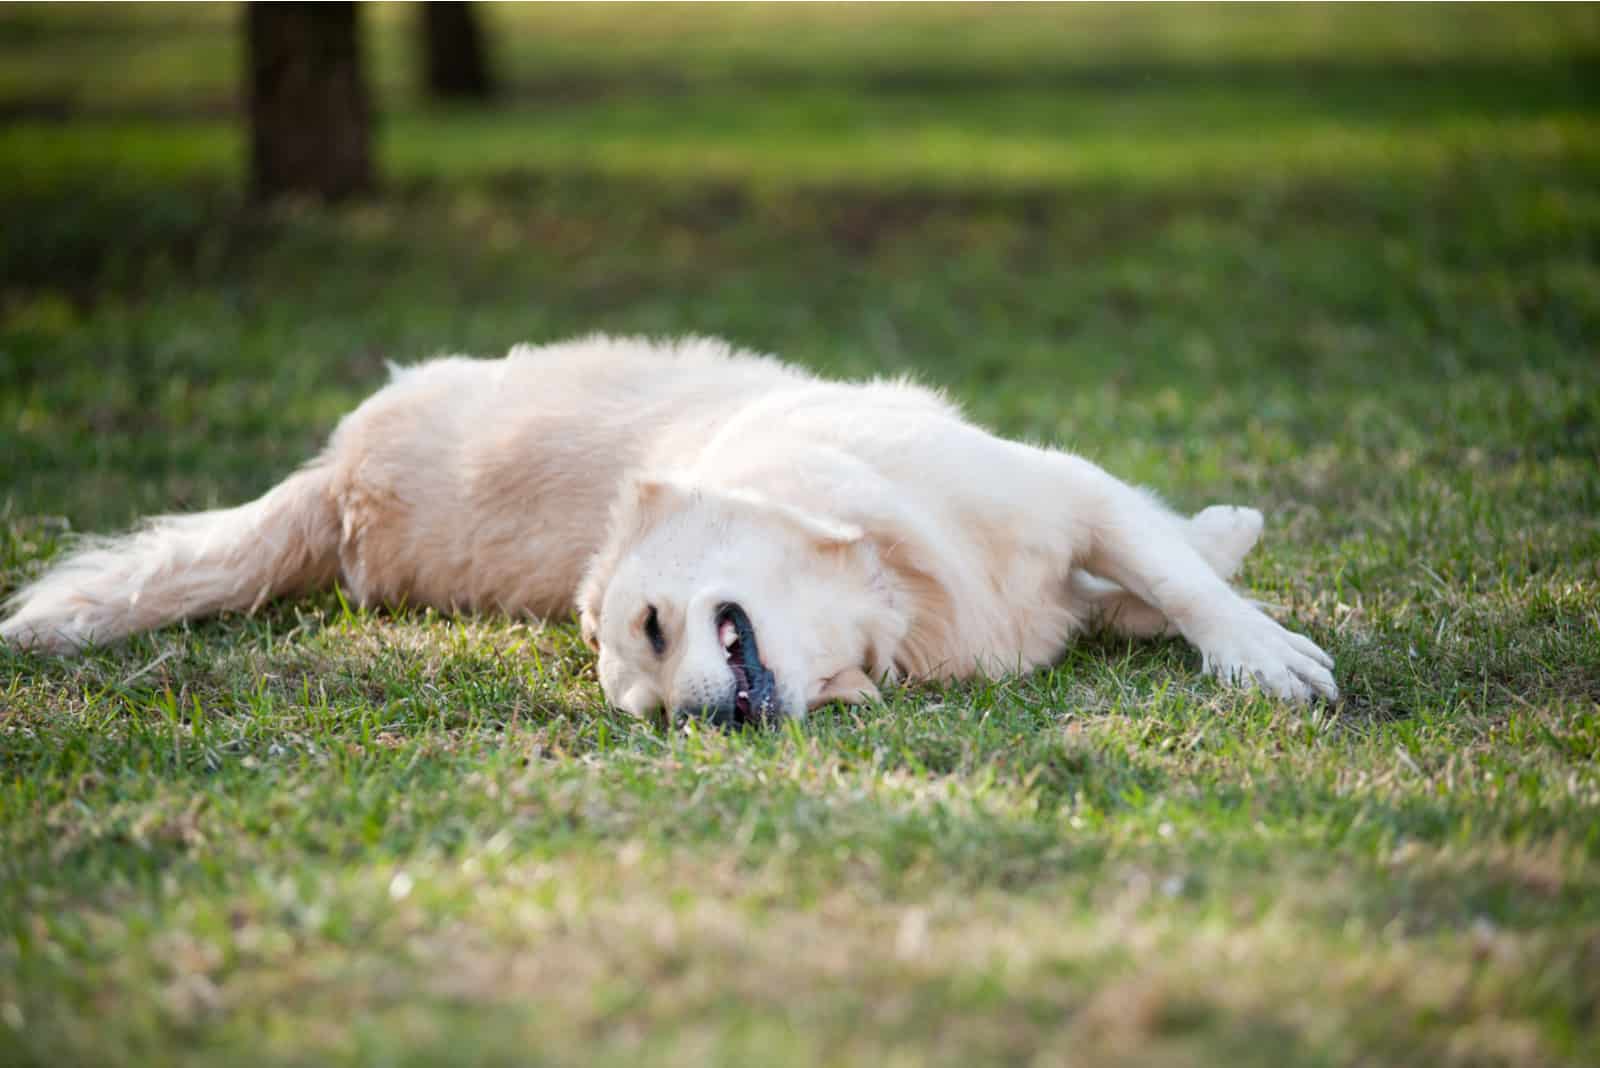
top-left (2, 4), bottom-right (1598, 1065)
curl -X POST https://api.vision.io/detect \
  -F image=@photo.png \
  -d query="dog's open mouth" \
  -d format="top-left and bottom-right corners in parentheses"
top-left (716, 602), bottom-right (778, 724)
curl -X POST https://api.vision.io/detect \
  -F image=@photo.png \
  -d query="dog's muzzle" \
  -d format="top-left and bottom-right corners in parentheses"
top-left (674, 602), bottom-right (777, 728)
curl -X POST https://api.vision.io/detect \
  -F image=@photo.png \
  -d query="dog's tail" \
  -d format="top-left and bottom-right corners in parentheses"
top-left (2, 464), bottom-right (340, 653)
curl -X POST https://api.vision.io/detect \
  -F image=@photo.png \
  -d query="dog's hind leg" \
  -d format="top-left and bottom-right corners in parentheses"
top-left (1071, 505), bottom-right (1263, 638)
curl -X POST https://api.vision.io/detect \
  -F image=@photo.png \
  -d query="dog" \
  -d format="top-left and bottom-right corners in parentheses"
top-left (2, 335), bottom-right (1337, 723)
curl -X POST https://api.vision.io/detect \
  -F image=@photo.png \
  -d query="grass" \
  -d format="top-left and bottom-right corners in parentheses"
top-left (2, 3), bottom-right (1598, 1065)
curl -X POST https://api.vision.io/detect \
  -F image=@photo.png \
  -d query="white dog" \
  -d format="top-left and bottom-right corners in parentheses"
top-left (2, 336), bottom-right (1336, 723)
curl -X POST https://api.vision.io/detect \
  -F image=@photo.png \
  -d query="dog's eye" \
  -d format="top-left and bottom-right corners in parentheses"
top-left (643, 604), bottom-right (666, 655)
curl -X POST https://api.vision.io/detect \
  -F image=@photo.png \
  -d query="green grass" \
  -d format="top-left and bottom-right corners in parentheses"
top-left (2, 4), bottom-right (1599, 1065)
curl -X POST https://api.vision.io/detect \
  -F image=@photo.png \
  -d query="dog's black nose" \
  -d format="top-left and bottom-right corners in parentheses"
top-left (673, 702), bottom-right (745, 730)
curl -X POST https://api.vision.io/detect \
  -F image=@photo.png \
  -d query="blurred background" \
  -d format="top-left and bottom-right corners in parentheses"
top-left (1, 3), bottom-right (1596, 533)
top-left (3, 12), bottom-right (1599, 1062)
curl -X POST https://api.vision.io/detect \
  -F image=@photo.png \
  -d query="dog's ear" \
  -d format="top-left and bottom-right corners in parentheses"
top-left (810, 666), bottom-right (881, 709)
top-left (718, 487), bottom-right (863, 551)
top-left (627, 477), bottom-right (692, 532)
top-left (575, 476), bottom-right (694, 651)
top-left (773, 502), bottom-right (864, 551)
top-left (579, 610), bottom-right (600, 652)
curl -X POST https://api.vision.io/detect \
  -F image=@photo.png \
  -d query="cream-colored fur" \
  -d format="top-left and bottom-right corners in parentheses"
top-left (2, 335), bottom-right (1337, 717)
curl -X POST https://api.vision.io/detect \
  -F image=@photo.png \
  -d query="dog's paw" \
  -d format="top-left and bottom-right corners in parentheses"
top-left (1197, 607), bottom-right (1337, 703)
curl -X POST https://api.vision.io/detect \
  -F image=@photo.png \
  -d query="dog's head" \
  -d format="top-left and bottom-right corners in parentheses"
top-left (577, 478), bottom-right (904, 726)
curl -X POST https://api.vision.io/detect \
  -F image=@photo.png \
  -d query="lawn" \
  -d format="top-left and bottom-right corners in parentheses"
top-left (1, 4), bottom-right (1598, 1065)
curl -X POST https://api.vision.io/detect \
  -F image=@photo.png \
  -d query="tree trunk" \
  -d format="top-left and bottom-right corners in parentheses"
top-left (421, 2), bottom-right (495, 101)
top-left (246, 2), bottom-right (374, 202)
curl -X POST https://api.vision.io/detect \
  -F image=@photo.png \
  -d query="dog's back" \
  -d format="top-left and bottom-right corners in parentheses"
top-left (2, 336), bottom-right (813, 650)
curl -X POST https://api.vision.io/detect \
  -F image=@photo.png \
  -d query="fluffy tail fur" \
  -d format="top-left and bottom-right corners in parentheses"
top-left (2, 465), bottom-right (339, 653)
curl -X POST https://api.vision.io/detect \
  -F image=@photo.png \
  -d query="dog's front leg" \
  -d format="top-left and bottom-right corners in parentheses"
top-left (1057, 455), bottom-right (1337, 702)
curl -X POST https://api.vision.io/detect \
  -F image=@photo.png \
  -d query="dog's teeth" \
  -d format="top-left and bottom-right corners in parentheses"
top-left (737, 690), bottom-right (748, 700)
top-left (720, 621), bottom-right (738, 649)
